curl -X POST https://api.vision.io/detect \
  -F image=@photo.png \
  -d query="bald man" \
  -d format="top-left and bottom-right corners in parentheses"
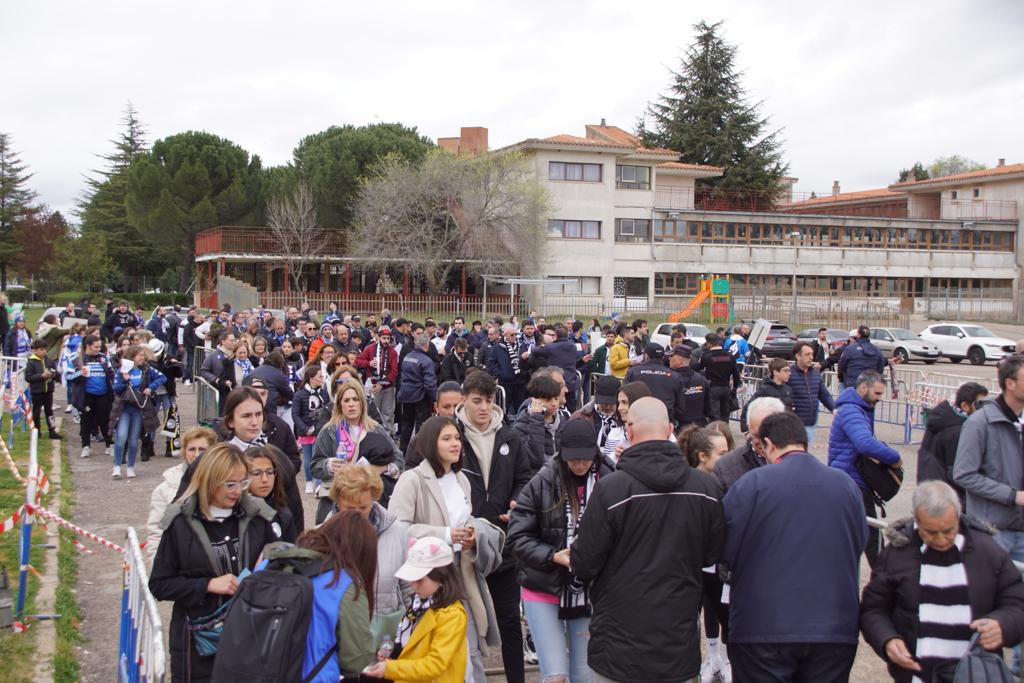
top-left (1016, 339), bottom-right (1024, 354)
top-left (571, 397), bottom-right (725, 682)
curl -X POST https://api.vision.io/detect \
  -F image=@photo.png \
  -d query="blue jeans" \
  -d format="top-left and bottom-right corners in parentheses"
top-left (805, 426), bottom-right (816, 449)
top-left (301, 443), bottom-right (319, 484)
top-left (995, 530), bottom-right (1024, 672)
top-left (114, 405), bottom-right (143, 467)
top-left (522, 598), bottom-right (592, 683)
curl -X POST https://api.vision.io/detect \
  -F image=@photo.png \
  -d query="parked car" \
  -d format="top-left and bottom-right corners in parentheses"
top-left (868, 327), bottom-right (941, 364)
top-left (745, 322), bottom-right (797, 359)
top-left (796, 327), bottom-right (851, 351)
top-left (919, 323), bottom-right (1014, 365)
top-left (651, 322), bottom-right (712, 349)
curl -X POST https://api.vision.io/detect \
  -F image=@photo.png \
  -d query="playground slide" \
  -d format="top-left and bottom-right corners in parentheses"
top-left (668, 289), bottom-right (709, 323)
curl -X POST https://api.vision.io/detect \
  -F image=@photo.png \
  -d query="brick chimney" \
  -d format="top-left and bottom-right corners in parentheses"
top-left (600, 118), bottom-right (606, 126)
top-left (437, 127), bottom-right (488, 155)
top-left (832, 181), bottom-right (840, 197)
top-left (998, 158), bottom-right (1006, 167)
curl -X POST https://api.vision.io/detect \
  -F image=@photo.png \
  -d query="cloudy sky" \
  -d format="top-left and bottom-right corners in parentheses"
top-left (3, 0), bottom-right (1022, 217)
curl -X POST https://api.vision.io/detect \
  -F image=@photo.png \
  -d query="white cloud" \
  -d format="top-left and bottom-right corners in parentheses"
top-left (1, 0), bottom-right (1021, 215)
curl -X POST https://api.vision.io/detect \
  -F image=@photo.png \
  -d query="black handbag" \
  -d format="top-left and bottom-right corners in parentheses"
top-left (856, 457), bottom-right (904, 502)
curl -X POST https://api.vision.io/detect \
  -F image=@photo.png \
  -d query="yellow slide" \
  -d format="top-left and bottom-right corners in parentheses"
top-left (668, 288), bottom-right (709, 323)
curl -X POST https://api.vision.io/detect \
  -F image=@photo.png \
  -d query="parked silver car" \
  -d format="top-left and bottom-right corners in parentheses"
top-left (868, 327), bottom-right (941, 364)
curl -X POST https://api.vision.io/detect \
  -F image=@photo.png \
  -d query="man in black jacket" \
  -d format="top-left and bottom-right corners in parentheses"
top-left (455, 371), bottom-right (531, 683)
top-left (624, 343), bottom-right (687, 427)
top-left (714, 396), bottom-right (785, 491)
top-left (571, 397), bottom-right (725, 682)
top-left (667, 345), bottom-right (711, 428)
top-left (699, 332), bottom-right (742, 421)
top-left (916, 382), bottom-right (988, 502)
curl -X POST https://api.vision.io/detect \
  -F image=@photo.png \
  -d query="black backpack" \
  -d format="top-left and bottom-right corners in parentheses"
top-left (212, 556), bottom-right (333, 683)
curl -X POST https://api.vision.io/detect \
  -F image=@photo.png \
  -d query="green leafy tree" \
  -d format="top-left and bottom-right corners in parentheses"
top-left (0, 132), bottom-right (37, 290)
top-left (927, 155), bottom-right (986, 180)
top-left (77, 103), bottom-right (163, 284)
top-left (57, 228), bottom-right (117, 293)
top-left (126, 131), bottom-right (263, 291)
top-left (897, 162), bottom-right (930, 183)
top-left (293, 123), bottom-right (434, 228)
top-left (637, 20), bottom-right (788, 197)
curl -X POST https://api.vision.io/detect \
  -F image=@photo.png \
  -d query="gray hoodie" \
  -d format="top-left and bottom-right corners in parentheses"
top-left (456, 403), bottom-right (504, 488)
top-left (954, 398), bottom-right (1024, 531)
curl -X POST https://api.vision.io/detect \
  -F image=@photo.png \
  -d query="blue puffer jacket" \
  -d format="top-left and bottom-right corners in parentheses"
top-left (529, 340), bottom-right (583, 392)
top-left (827, 387), bottom-right (901, 490)
top-left (788, 365), bottom-right (836, 427)
top-left (396, 347), bottom-right (437, 404)
top-left (837, 339), bottom-right (886, 389)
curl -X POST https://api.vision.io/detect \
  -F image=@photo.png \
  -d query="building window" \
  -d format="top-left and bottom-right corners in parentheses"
top-left (548, 219), bottom-right (601, 239)
top-left (654, 273), bottom-right (700, 295)
top-left (615, 165), bottom-right (652, 190)
top-left (613, 276), bottom-right (649, 298)
top-left (973, 188), bottom-right (980, 198)
top-left (549, 161), bottom-right (602, 182)
top-left (951, 190), bottom-right (958, 200)
top-left (615, 218), bottom-right (651, 242)
top-left (545, 276), bottom-right (600, 295)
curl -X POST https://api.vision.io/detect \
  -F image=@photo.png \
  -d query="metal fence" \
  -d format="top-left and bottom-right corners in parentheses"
top-left (919, 288), bottom-right (1023, 323)
top-left (118, 526), bottom-right (166, 682)
top-left (1, 355), bottom-right (28, 397)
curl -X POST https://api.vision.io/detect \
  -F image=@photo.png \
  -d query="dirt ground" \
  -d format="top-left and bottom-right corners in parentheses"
top-left (64, 316), bottom-right (1023, 681)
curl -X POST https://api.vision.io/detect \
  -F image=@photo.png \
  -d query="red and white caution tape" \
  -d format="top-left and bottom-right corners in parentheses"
top-left (0, 433), bottom-right (27, 484)
top-left (0, 505), bottom-right (22, 534)
top-left (70, 539), bottom-right (94, 555)
top-left (24, 504), bottom-right (125, 554)
top-left (12, 620), bottom-right (30, 633)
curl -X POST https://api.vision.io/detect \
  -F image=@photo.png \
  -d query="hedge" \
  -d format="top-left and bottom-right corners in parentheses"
top-left (47, 292), bottom-right (192, 309)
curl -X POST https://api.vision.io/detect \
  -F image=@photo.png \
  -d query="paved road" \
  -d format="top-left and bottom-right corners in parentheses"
top-left (65, 321), bottom-right (1024, 682)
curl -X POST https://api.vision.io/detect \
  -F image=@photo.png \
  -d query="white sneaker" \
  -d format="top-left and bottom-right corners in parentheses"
top-left (80, 446), bottom-right (91, 458)
top-left (700, 657), bottom-right (717, 683)
top-left (112, 466), bottom-right (121, 479)
top-left (64, 405), bottom-right (72, 413)
top-left (718, 653), bottom-right (732, 683)
top-left (126, 467), bottom-right (137, 479)
top-left (106, 445), bottom-right (114, 457)
top-left (183, 379), bottom-right (192, 386)
top-left (305, 481), bottom-right (314, 495)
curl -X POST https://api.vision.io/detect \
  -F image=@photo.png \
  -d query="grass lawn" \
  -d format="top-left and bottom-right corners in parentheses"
top-left (0, 428), bottom-right (44, 683)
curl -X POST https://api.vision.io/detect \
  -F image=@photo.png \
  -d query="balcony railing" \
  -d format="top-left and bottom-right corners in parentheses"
top-left (195, 225), bottom-right (348, 258)
top-left (941, 199), bottom-right (1017, 220)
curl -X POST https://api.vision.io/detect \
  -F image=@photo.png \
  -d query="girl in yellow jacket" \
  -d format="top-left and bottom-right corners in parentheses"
top-left (363, 536), bottom-right (468, 683)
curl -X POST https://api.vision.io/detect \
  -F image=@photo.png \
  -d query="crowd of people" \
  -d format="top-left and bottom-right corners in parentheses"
top-left (7, 293), bottom-right (1024, 682)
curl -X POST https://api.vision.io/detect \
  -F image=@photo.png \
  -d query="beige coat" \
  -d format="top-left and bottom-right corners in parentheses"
top-left (390, 461), bottom-right (499, 653)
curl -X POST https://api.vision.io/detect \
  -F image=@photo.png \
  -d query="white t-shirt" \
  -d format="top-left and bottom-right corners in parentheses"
top-left (438, 471), bottom-right (470, 550)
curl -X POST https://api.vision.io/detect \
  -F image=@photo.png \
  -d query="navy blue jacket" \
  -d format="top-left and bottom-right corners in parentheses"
top-left (827, 387), bottom-right (901, 490)
top-left (487, 339), bottom-right (530, 385)
top-left (396, 347), bottom-right (437, 404)
top-left (787, 365), bottom-right (835, 427)
top-left (723, 451), bottom-right (867, 645)
top-left (529, 340), bottom-right (584, 393)
top-left (837, 338), bottom-right (886, 389)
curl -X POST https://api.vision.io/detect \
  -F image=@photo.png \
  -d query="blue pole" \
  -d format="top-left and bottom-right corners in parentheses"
top-left (15, 429), bottom-right (38, 617)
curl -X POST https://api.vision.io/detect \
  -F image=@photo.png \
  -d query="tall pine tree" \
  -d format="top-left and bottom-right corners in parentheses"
top-left (0, 133), bottom-right (37, 291)
top-left (77, 103), bottom-right (159, 287)
top-left (638, 20), bottom-right (787, 199)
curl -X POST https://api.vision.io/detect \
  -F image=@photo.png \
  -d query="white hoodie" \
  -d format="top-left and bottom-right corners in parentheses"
top-left (146, 463), bottom-right (186, 563)
top-left (456, 403), bottom-right (505, 488)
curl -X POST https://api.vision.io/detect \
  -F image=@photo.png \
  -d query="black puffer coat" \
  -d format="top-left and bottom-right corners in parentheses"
top-left (917, 400), bottom-right (967, 499)
top-left (860, 515), bottom-right (1024, 683)
top-left (149, 494), bottom-right (279, 682)
top-left (508, 457), bottom-right (613, 596)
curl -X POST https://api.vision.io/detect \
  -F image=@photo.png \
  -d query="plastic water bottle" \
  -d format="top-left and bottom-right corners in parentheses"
top-left (378, 635), bottom-right (394, 660)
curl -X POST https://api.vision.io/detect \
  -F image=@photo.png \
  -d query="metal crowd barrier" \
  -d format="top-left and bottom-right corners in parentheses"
top-left (118, 526), bottom-right (166, 682)
top-left (195, 376), bottom-right (220, 427)
top-left (1, 354), bottom-right (28, 397)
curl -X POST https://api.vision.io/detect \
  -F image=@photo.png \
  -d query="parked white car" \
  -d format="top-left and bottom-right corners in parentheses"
top-left (651, 322), bottom-right (712, 349)
top-left (868, 327), bottom-right (942, 364)
top-left (918, 323), bottom-right (1015, 365)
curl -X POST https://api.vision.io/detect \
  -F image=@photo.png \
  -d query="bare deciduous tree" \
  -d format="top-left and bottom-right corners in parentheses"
top-left (350, 150), bottom-right (550, 291)
top-left (267, 182), bottom-right (326, 292)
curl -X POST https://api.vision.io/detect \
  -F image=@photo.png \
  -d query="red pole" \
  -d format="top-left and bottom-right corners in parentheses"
top-left (460, 265), bottom-right (467, 299)
top-left (403, 268), bottom-right (411, 297)
top-left (284, 263), bottom-right (290, 295)
top-left (344, 263), bottom-right (351, 298)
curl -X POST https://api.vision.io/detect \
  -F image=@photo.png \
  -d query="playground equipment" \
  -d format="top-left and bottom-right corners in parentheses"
top-left (668, 277), bottom-right (732, 323)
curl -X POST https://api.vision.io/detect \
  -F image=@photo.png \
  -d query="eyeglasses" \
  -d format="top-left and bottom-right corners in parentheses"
top-left (221, 479), bottom-right (252, 492)
top-left (249, 468), bottom-right (276, 479)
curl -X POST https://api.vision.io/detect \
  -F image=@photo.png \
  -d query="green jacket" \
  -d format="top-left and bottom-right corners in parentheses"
top-left (588, 344), bottom-right (611, 374)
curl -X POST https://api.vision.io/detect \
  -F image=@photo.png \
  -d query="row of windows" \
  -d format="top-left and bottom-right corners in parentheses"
top-left (616, 220), bottom-right (1014, 252)
top-left (548, 162), bottom-right (652, 190)
top-left (653, 274), bottom-right (1012, 297)
top-left (548, 220), bottom-right (601, 239)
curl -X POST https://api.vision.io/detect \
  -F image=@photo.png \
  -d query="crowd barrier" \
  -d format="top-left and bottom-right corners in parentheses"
top-left (118, 526), bottom-right (166, 683)
top-left (194, 376), bottom-right (220, 428)
top-left (1, 354), bottom-right (28, 400)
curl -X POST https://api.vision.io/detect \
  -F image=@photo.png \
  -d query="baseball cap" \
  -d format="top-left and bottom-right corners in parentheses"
top-left (395, 537), bottom-right (455, 581)
top-left (666, 345), bottom-right (692, 359)
top-left (357, 432), bottom-right (396, 467)
top-left (594, 375), bottom-right (621, 404)
top-left (559, 419), bottom-right (599, 461)
top-left (378, 326), bottom-right (392, 336)
top-left (644, 343), bottom-right (665, 359)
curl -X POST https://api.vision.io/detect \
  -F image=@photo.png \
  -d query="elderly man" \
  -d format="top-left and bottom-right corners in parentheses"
top-left (714, 396), bottom-right (786, 491)
top-left (861, 480), bottom-right (1024, 682)
top-left (572, 397), bottom-right (724, 682)
top-left (724, 411), bottom-right (866, 682)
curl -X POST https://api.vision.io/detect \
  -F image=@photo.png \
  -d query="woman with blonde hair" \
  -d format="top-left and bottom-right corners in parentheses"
top-left (146, 426), bottom-right (217, 561)
top-left (150, 443), bottom-right (281, 681)
top-left (310, 380), bottom-right (403, 523)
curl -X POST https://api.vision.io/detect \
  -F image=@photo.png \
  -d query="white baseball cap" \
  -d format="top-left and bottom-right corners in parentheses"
top-left (394, 536), bottom-right (455, 581)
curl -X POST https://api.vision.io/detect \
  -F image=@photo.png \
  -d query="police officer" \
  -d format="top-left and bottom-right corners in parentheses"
top-left (625, 343), bottom-right (687, 427)
top-left (667, 345), bottom-right (711, 428)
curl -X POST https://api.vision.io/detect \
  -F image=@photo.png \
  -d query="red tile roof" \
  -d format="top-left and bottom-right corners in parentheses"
top-left (538, 134), bottom-right (630, 149)
top-left (585, 124), bottom-right (642, 146)
top-left (657, 161), bottom-right (724, 173)
top-left (890, 163), bottom-right (1024, 189)
top-left (780, 188), bottom-right (903, 207)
